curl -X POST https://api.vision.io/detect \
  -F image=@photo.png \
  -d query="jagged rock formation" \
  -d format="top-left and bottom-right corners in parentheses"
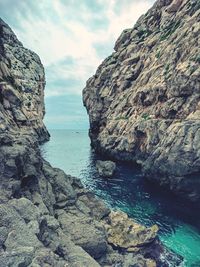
top-left (96, 160), bottom-right (116, 177)
top-left (83, 0), bottom-right (200, 202)
top-left (0, 135), bottom-right (182, 267)
top-left (0, 18), bottom-right (182, 266)
top-left (0, 18), bottom-right (49, 143)
top-left (104, 211), bottom-right (159, 252)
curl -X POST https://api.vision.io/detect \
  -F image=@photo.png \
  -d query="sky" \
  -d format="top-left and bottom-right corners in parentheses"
top-left (0, 0), bottom-right (154, 129)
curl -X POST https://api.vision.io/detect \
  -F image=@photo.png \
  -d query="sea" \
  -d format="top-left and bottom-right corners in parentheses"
top-left (41, 129), bottom-right (200, 267)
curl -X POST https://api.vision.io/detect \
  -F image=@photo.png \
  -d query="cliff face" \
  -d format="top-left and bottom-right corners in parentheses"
top-left (0, 19), bottom-right (49, 143)
top-left (0, 19), bottom-right (182, 267)
top-left (83, 0), bottom-right (200, 202)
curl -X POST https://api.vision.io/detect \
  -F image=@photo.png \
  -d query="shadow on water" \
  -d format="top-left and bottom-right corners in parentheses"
top-left (81, 150), bottom-right (200, 234)
top-left (80, 150), bottom-right (200, 266)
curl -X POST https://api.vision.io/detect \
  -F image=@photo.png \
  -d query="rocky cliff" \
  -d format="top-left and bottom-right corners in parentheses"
top-left (83, 0), bottom-right (200, 202)
top-left (0, 18), bottom-right (182, 266)
top-left (0, 18), bottom-right (49, 143)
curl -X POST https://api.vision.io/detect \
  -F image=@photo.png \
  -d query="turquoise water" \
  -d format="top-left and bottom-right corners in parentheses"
top-left (41, 129), bottom-right (200, 267)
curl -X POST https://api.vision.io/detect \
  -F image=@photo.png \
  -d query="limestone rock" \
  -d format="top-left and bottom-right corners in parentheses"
top-left (57, 210), bottom-right (107, 259)
top-left (96, 160), bottom-right (116, 177)
top-left (0, 18), bottom-right (49, 143)
top-left (0, 134), bottom-right (182, 266)
top-left (104, 211), bottom-right (158, 251)
top-left (0, 17), bottom-right (183, 267)
top-left (83, 0), bottom-right (200, 202)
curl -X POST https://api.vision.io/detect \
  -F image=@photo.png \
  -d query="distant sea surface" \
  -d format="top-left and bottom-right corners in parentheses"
top-left (41, 129), bottom-right (200, 267)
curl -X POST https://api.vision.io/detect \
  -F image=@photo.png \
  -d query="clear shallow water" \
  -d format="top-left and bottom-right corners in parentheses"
top-left (42, 129), bottom-right (200, 267)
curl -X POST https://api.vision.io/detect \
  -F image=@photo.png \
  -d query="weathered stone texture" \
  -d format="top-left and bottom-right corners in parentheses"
top-left (83, 0), bottom-right (200, 202)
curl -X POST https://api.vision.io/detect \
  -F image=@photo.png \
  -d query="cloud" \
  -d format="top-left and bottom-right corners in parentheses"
top-left (0, 0), bottom-right (154, 128)
top-left (0, 0), bottom-right (154, 97)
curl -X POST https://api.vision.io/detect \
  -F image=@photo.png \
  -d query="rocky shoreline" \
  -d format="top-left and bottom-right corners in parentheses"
top-left (83, 0), bottom-right (200, 202)
top-left (0, 17), bottom-right (183, 267)
top-left (0, 133), bottom-right (183, 266)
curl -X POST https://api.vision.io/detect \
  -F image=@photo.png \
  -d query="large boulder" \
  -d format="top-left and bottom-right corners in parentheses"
top-left (104, 211), bottom-right (158, 252)
top-left (56, 210), bottom-right (108, 259)
top-left (96, 160), bottom-right (116, 177)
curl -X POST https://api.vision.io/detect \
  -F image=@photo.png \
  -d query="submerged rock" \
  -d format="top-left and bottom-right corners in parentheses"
top-left (83, 0), bottom-right (200, 202)
top-left (96, 160), bottom-right (116, 177)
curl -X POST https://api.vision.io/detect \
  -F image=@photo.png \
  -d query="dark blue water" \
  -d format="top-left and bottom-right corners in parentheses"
top-left (41, 129), bottom-right (200, 267)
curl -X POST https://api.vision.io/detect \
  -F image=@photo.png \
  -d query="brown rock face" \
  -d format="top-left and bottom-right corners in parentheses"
top-left (105, 211), bottom-right (158, 252)
top-left (0, 18), bottom-right (49, 143)
top-left (83, 0), bottom-right (200, 202)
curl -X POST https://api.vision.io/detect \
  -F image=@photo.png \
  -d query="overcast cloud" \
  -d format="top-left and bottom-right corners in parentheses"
top-left (0, 0), bottom-right (154, 129)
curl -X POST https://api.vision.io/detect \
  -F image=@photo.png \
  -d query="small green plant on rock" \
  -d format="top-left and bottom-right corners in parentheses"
top-left (141, 113), bottom-right (150, 120)
top-left (165, 64), bottom-right (170, 72)
top-left (115, 116), bottom-right (129, 121)
top-left (156, 51), bottom-right (161, 59)
top-left (164, 64), bottom-right (170, 78)
top-left (160, 20), bottom-right (181, 41)
top-left (190, 65), bottom-right (198, 75)
top-left (195, 56), bottom-right (200, 64)
top-left (188, 1), bottom-right (200, 16)
top-left (137, 29), bottom-right (152, 42)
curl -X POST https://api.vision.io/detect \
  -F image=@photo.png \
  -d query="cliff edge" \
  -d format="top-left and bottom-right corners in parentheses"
top-left (83, 0), bottom-right (200, 202)
top-left (0, 18), bottom-right (49, 143)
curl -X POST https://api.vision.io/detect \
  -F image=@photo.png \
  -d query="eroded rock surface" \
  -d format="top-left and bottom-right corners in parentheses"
top-left (0, 134), bottom-right (183, 267)
top-left (0, 18), bottom-right (49, 143)
top-left (105, 211), bottom-right (158, 252)
top-left (83, 0), bottom-right (200, 202)
top-left (0, 18), bottom-right (183, 267)
top-left (96, 160), bottom-right (116, 177)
